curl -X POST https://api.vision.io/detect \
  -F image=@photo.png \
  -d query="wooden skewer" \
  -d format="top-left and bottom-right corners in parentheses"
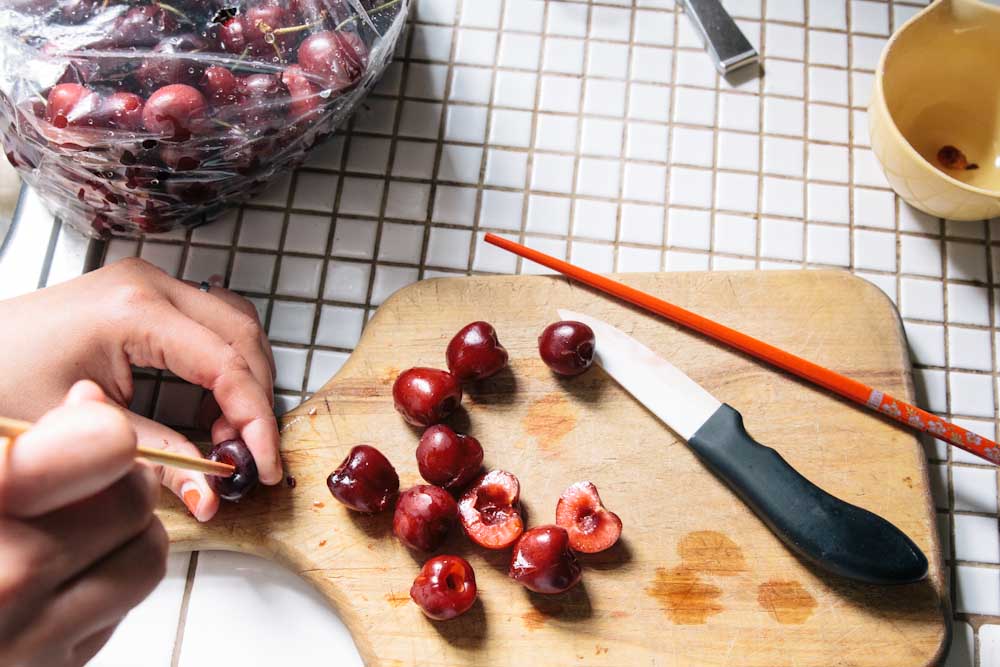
top-left (0, 416), bottom-right (235, 477)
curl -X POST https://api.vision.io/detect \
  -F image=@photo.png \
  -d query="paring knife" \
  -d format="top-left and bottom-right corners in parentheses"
top-left (559, 309), bottom-right (928, 586)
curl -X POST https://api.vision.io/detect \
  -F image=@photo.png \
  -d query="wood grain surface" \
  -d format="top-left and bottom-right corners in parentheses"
top-left (158, 271), bottom-right (948, 667)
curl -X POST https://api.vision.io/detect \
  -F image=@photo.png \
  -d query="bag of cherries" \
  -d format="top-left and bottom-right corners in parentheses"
top-left (0, 0), bottom-right (407, 237)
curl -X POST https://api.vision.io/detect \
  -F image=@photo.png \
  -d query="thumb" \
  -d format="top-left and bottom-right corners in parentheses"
top-left (0, 381), bottom-right (137, 518)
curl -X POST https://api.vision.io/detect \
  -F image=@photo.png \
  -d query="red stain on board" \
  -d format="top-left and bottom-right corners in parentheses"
top-left (523, 392), bottom-right (577, 452)
top-left (757, 580), bottom-right (817, 624)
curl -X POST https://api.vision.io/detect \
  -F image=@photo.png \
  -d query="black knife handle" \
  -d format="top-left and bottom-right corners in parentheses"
top-left (688, 404), bottom-right (928, 585)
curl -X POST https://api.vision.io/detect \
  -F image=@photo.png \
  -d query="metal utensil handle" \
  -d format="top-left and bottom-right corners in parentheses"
top-left (681, 0), bottom-right (759, 75)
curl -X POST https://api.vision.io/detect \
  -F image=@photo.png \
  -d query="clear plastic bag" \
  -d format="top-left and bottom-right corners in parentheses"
top-left (0, 0), bottom-right (408, 237)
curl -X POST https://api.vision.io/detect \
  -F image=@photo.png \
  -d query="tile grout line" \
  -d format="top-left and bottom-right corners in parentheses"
top-left (169, 551), bottom-right (199, 667)
top-left (566, 0), bottom-right (595, 269)
top-left (660, 2), bottom-right (681, 270)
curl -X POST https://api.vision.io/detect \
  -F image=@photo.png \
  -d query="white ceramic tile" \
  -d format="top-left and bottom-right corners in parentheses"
top-left (850, 71), bottom-right (875, 109)
top-left (581, 117), bottom-right (624, 158)
top-left (633, 9), bottom-right (674, 46)
top-left (385, 181), bottom-right (431, 221)
top-left (498, 32), bottom-right (541, 71)
top-left (763, 136), bottom-right (804, 177)
top-left (574, 199), bottom-right (619, 241)
top-left (763, 97), bottom-right (805, 137)
top-left (443, 105), bottom-right (487, 144)
top-left (399, 101), bottom-right (442, 139)
top-left (571, 240), bottom-right (615, 273)
top-left (455, 28), bottom-right (498, 66)
top-left (229, 252), bottom-right (276, 293)
top-left (139, 243), bottom-right (183, 277)
top-left (807, 103), bottom-right (849, 144)
top-left (719, 92), bottom-right (760, 132)
top-left (806, 184), bottom-right (849, 224)
top-left (726, 0), bottom-right (762, 19)
top-left (664, 249), bottom-right (710, 271)
top-left (915, 368), bottom-right (947, 413)
top-left (806, 224), bottom-right (850, 266)
top-left (535, 114), bottom-right (579, 153)
top-left (323, 260), bottom-right (371, 303)
top-left (950, 371), bottom-right (995, 417)
top-left (713, 255), bottom-right (756, 270)
top-left (586, 40), bottom-right (629, 79)
top-left (377, 222), bottom-right (424, 263)
top-left (761, 218), bottom-right (804, 261)
top-left (955, 565), bottom-right (1000, 615)
top-left (479, 190), bottom-right (524, 230)
top-left (414, 0), bottom-right (457, 24)
top-left (949, 220), bottom-right (986, 240)
top-left (807, 143), bottom-right (850, 183)
top-left (765, 0), bottom-right (804, 23)
top-left (451, 66), bottom-right (494, 105)
top-left (392, 141), bottom-right (436, 179)
top-left (948, 283), bottom-right (991, 326)
top-left (503, 0), bottom-right (544, 32)
top-left (629, 83), bottom-right (671, 122)
top-left (494, 70), bottom-right (538, 110)
top-left (485, 149), bottom-right (528, 189)
top-left (91, 553), bottom-right (189, 667)
top-left (539, 75), bottom-right (582, 114)
top-left (901, 235), bottom-right (943, 277)
top-left (905, 321), bottom-right (945, 367)
top-left (853, 187), bottom-right (895, 229)
top-left (808, 66), bottom-right (848, 105)
top-left (582, 79), bottom-right (626, 118)
top-left (544, 37), bottom-right (586, 75)
top-left (981, 625), bottom-right (1000, 667)
top-left (577, 158), bottom-right (622, 198)
top-left (951, 328), bottom-right (995, 375)
top-left (474, 231), bottom-right (518, 272)
top-left (617, 245), bottom-right (663, 272)
top-left (857, 271), bottom-right (896, 304)
top-left (668, 208), bottom-right (712, 250)
top-left (461, 0), bottom-right (501, 28)
top-left (714, 214), bottom-right (757, 255)
top-left (438, 144), bottom-right (484, 184)
top-left (631, 46), bottom-right (674, 85)
top-left (761, 177), bottom-right (804, 218)
top-left (546, 1), bottom-right (588, 37)
top-left (765, 23), bottom-right (804, 60)
top-left (852, 147), bottom-right (890, 189)
top-left (591, 5), bottom-right (632, 41)
top-left (426, 227), bottom-right (473, 270)
top-left (276, 256), bottom-right (324, 298)
top-left (182, 247), bottom-right (228, 284)
top-left (900, 278), bottom-right (944, 321)
top-left (338, 177), bottom-right (384, 216)
top-left (674, 87), bottom-right (717, 126)
top-left (406, 63), bottom-right (449, 100)
top-left (808, 0), bottom-right (846, 29)
top-left (669, 167), bottom-right (713, 208)
top-left (671, 127), bottom-right (715, 168)
top-left (953, 466), bottom-right (999, 513)
top-left (763, 59), bottom-right (804, 98)
top-left (432, 186), bottom-right (477, 226)
top-left (283, 215), bottom-right (331, 255)
top-left (851, 35), bottom-right (887, 71)
top-left (851, 0), bottom-right (890, 35)
top-left (268, 301), bottom-right (315, 344)
top-left (808, 30), bottom-right (847, 67)
top-left (522, 236), bottom-right (567, 275)
top-left (332, 219), bottom-right (377, 258)
top-left (526, 195), bottom-right (571, 234)
top-left (371, 264), bottom-right (420, 305)
top-left (179, 553), bottom-right (362, 667)
top-left (947, 241), bottom-right (989, 283)
top-left (675, 50), bottom-right (717, 89)
top-left (620, 203), bottom-right (665, 245)
top-left (623, 162), bottom-right (667, 203)
top-left (715, 171), bottom-right (759, 213)
top-left (944, 621), bottom-right (975, 667)
top-left (490, 109), bottom-right (533, 148)
top-left (306, 350), bottom-right (349, 391)
top-left (271, 346), bottom-right (308, 391)
top-left (626, 122), bottom-right (669, 162)
top-left (531, 153), bottom-right (575, 193)
top-left (239, 210), bottom-right (284, 250)
top-left (717, 132), bottom-right (760, 172)
top-left (900, 203), bottom-right (939, 234)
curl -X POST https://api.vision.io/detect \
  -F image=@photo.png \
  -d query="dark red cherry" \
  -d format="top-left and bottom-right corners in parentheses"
top-left (281, 65), bottom-right (323, 121)
top-left (207, 439), bottom-right (259, 502)
top-left (538, 321), bottom-right (596, 376)
top-left (45, 83), bottom-right (100, 128)
top-left (98, 92), bottom-right (144, 131)
top-left (392, 368), bottom-right (463, 427)
top-left (142, 84), bottom-right (207, 141)
top-left (416, 425), bottom-right (483, 490)
top-left (509, 525), bottom-right (582, 594)
top-left (410, 555), bottom-right (477, 621)
top-left (297, 30), bottom-right (368, 91)
top-left (393, 485), bottom-right (458, 551)
top-left (326, 444), bottom-right (399, 513)
top-left (219, 4), bottom-right (297, 59)
top-left (200, 66), bottom-right (239, 106)
top-left (446, 321), bottom-right (508, 382)
top-left (103, 5), bottom-right (179, 49)
top-left (135, 34), bottom-right (212, 93)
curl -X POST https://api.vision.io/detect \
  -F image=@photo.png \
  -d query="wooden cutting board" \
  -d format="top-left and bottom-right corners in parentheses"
top-left (159, 271), bottom-right (948, 667)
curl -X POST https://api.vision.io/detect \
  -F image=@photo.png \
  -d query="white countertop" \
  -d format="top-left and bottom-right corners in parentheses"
top-left (4, 0), bottom-right (1000, 664)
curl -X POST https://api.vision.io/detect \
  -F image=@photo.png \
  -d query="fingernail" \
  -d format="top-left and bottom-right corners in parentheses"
top-left (181, 482), bottom-right (202, 517)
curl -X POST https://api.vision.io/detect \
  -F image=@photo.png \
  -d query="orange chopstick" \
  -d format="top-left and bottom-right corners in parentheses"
top-left (484, 232), bottom-right (998, 465)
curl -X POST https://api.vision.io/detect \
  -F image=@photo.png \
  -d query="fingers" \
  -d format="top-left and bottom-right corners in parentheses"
top-left (135, 304), bottom-right (282, 484)
top-left (170, 281), bottom-right (275, 408)
top-left (0, 385), bottom-right (137, 518)
top-left (45, 517), bottom-right (168, 644)
top-left (10, 465), bottom-right (160, 594)
top-left (71, 624), bottom-right (119, 667)
top-left (127, 413), bottom-right (220, 523)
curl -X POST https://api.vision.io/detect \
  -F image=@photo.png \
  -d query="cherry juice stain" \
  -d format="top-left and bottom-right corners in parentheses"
top-left (385, 593), bottom-right (410, 608)
top-left (522, 392), bottom-right (577, 453)
top-left (677, 531), bottom-right (747, 576)
top-left (757, 580), bottom-right (817, 624)
top-left (521, 609), bottom-right (547, 630)
top-left (646, 566), bottom-right (724, 625)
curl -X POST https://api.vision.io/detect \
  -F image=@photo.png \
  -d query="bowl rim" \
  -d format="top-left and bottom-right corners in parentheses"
top-left (872, 0), bottom-right (1000, 199)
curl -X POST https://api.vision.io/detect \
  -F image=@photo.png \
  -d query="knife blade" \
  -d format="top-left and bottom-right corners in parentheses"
top-left (558, 309), bottom-right (928, 585)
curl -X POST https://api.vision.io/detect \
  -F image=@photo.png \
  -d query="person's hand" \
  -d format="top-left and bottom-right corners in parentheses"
top-left (0, 381), bottom-right (168, 667)
top-left (0, 257), bottom-right (281, 521)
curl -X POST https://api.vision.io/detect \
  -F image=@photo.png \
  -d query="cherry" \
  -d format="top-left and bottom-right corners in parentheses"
top-left (538, 321), bottom-right (596, 376)
top-left (103, 5), bottom-right (179, 49)
top-left (98, 92), bottom-right (145, 131)
top-left (458, 470), bottom-right (523, 550)
top-left (142, 84), bottom-right (207, 141)
top-left (200, 66), bottom-right (239, 106)
top-left (410, 555), bottom-right (477, 621)
top-left (159, 142), bottom-right (202, 171)
top-left (393, 484), bottom-right (458, 551)
top-left (136, 34), bottom-right (212, 93)
top-left (326, 444), bottom-right (399, 513)
top-left (416, 425), bottom-right (483, 490)
top-left (555, 481), bottom-right (622, 553)
top-left (45, 83), bottom-right (100, 128)
top-left (57, 0), bottom-right (100, 23)
top-left (220, 4), bottom-right (297, 59)
top-left (207, 439), bottom-right (259, 502)
top-left (281, 65), bottom-right (323, 121)
top-left (509, 525), bottom-right (582, 594)
top-left (297, 30), bottom-right (368, 91)
top-left (392, 368), bottom-right (462, 427)
top-left (446, 321), bottom-right (508, 382)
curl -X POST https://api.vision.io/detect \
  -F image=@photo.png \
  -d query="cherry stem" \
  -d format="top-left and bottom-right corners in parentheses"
top-left (334, 0), bottom-right (402, 31)
top-left (272, 13), bottom-right (328, 35)
top-left (156, 2), bottom-right (192, 24)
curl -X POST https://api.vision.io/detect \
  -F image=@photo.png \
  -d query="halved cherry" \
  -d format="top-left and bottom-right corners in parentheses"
top-left (555, 481), bottom-right (622, 553)
top-left (458, 470), bottom-right (523, 549)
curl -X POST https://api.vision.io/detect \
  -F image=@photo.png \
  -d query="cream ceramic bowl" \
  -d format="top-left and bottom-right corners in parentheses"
top-left (869, 0), bottom-right (1000, 220)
